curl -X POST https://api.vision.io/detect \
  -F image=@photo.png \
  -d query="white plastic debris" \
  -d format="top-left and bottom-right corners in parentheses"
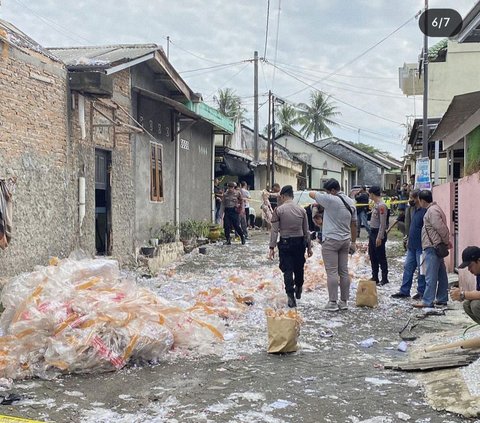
top-left (358, 337), bottom-right (378, 348)
top-left (0, 258), bottom-right (224, 380)
top-left (397, 341), bottom-right (408, 352)
top-left (396, 411), bottom-right (411, 421)
top-left (269, 399), bottom-right (295, 409)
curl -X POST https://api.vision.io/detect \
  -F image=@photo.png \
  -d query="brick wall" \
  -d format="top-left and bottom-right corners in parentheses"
top-left (0, 41), bottom-right (76, 276)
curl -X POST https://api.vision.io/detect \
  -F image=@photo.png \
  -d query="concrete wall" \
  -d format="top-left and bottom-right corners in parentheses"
top-left (131, 65), bottom-right (215, 245)
top-left (0, 40), bottom-right (77, 276)
top-left (69, 69), bottom-right (136, 265)
top-left (178, 120), bottom-right (213, 223)
top-left (457, 173), bottom-right (480, 290)
top-left (431, 182), bottom-right (455, 273)
top-left (429, 40), bottom-right (480, 117)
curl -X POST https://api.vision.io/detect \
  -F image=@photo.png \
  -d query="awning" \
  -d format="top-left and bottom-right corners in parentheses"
top-left (430, 91), bottom-right (480, 150)
top-left (215, 146), bottom-right (254, 177)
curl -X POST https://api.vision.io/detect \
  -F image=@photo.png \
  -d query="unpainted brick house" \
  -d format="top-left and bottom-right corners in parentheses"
top-left (0, 20), bottom-right (231, 276)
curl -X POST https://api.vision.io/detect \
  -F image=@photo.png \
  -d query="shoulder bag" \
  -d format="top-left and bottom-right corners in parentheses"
top-left (425, 225), bottom-right (449, 258)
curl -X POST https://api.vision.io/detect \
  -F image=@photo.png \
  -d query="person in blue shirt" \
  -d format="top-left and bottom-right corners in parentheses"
top-left (391, 190), bottom-right (426, 299)
top-left (451, 246), bottom-right (480, 324)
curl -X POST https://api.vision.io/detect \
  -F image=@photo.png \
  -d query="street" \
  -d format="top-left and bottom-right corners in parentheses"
top-left (1, 232), bottom-right (471, 423)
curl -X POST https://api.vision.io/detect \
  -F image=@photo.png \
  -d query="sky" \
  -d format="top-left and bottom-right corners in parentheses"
top-left (0, 0), bottom-right (477, 159)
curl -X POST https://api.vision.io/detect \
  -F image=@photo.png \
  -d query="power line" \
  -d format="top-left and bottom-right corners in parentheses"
top-left (263, 0), bottom-right (271, 59)
top-left (11, 0), bottom-right (93, 45)
top-left (275, 61), bottom-right (397, 80)
top-left (267, 61), bottom-right (404, 125)
top-left (169, 39), bottom-right (223, 65)
top-left (275, 63), bottom-right (405, 99)
top-left (179, 60), bottom-right (251, 74)
top-left (203, 63), bottom-right (251, 100)
top-left (287, 13), bottom-right (418, 98)
top-left (271, 0), bottom-right (282, 89)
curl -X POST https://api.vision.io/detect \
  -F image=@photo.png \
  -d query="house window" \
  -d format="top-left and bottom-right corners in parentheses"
top-left (323, 169), bottom-right (328, 175)
top-left (151, 143), bottom-right (164, 202)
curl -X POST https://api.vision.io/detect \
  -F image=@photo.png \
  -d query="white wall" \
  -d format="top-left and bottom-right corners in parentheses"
top-left (429, 40), bottom-right (480, 117)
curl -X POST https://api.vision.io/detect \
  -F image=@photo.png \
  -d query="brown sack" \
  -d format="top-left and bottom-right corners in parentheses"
top-left (266, 309), bottom-right (300, 353)
top-left (356, 279), bottom-right (378, 308)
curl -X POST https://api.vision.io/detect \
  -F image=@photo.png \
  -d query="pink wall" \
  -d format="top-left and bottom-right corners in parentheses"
top-left (458, 173), bottom-right (480, 290)
top-left (432, 182), bottom-right (455, 272)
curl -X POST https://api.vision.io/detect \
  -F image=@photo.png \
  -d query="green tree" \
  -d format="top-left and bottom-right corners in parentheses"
top-left (296, 91), bottom-right (339, 142)
top-left (213, 88), bottom-right (247, 122)
top-left (274, 103), bottom-right (302, 137)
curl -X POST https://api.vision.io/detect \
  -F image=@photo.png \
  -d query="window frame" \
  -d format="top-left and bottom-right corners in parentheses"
top-left (150, 142), bottom-right (164, 202)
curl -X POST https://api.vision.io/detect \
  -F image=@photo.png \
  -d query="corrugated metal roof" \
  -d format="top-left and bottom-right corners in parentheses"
top-left (48, 44), bottom-right (161, 69)
top-left (430, 91), bottom-right (480, 149)
top-left (0, 18), bottom-right (61, 62)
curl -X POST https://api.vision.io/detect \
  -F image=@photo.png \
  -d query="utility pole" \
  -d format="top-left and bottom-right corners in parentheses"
top-left (422, 0), bottom-right (429, 158)
top-left (271, 94), bottom-right (276, 188)
top-left (253, 51), bottom-right (259, 163)
top-left (266, 90), bottom-right (271, 190)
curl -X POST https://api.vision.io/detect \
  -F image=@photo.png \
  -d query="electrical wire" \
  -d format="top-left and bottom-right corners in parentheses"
top-left (263, 0), bottom-right (271, 59)
top-left (275, 61), bottom-right (397, 80)
top-left (179, 60), bottom-right (251, 74)
top-left (203, 63), bottom-right (251, 100)
top-left (277, 64), bottom-right (405, 99)
top-left (267, 61), bottom-right (404, 125)
top-left (11, 0), bottom-right (93, 44)
top-left (271, 0), bottom-right (282, 89)
top-left (168, 39), bottom-right (223, 65)
top-left (276, 63), bottom-right (405, 97)
top-left (287, 13), bottom-right (418, 98)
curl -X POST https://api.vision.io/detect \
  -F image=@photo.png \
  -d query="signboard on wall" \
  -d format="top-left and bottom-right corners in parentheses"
top-left (415, 157), bottom-right (431, 190)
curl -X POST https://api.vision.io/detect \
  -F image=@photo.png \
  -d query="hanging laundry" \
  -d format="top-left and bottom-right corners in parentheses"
top-left (0, 177), bottom-right (15, 250)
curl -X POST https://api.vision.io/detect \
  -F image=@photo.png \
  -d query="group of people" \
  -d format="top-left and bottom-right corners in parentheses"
top-left (266, 177), bottom-right (479, 325)
top-left (214, 179), bottom-right (253, 245)
top-left (269, 179), bottom-right (358, 310)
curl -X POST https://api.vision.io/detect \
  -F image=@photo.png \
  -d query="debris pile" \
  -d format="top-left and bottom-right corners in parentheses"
top-left (0, 258), bottom-right (224, 380)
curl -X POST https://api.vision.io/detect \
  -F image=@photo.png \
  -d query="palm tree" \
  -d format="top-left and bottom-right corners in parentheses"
top-left (213, 88), bottom-right (247, 122)
top-left (275, 104), bottom-right (301, 137)
top-left (296, 91), bottom-right (340, 142)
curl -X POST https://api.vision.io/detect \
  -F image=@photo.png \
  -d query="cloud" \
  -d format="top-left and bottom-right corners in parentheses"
top-left (2, 0), bottom-right (476, 158)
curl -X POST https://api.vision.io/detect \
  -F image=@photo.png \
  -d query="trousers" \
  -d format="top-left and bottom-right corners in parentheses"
top-left (368, 228), bottom-right (388, 282)
top-left (223, 208), bottom-right (244, 242)
top-left (278, 237), bottom-right (306, 295)
top-left (321, 238), bottom-right (351, 302)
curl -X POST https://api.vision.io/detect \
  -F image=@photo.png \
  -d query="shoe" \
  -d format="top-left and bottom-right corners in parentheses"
top-left (413, 302), bottom-right (434, 308)
top-left (287, 293), bottom-right (297, 308)
top-left (224, 241), bottom-right (231, 245)
top-left (379, 280), bottom-right (389, 286)
top-left (434, 301), bottom-right (448, 307)
top-left (324, 301), bottom-right (339, 312)
top-left (295, 285), bottom-right (302, 300)
top-left (337, 300), bottom-right (348, 310)
top-left (412, 293), bottom-right (422, 301)
top-left (241, 237), bottom-right (246, 245)
top-left (391, 292), bottom-right (410, 299)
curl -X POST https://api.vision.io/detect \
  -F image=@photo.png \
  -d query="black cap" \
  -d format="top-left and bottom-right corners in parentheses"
top-left (459, 246), bottom-right (480, 268)
top-left (369, 186), bottom-right (381, 196)
top-left (280, 185), bottom-right (293, 196)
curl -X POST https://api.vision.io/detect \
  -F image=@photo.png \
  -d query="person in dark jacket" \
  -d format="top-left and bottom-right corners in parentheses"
top-left (391, 190), bottom-right (426, 299)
